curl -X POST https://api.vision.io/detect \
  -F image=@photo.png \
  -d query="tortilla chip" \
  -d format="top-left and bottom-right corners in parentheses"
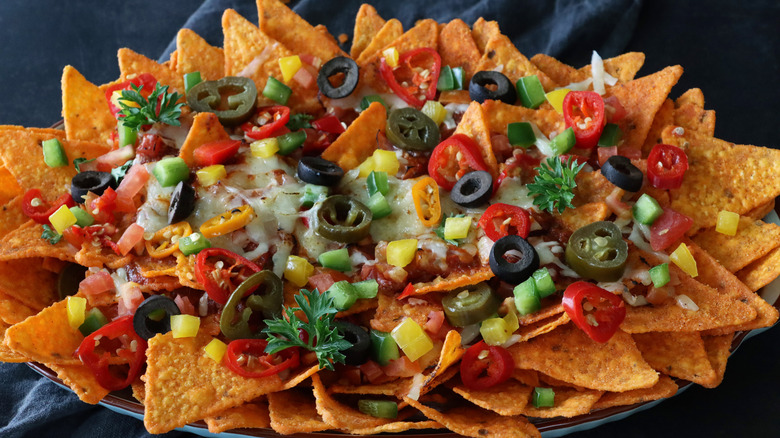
top-left (508, 323), bottom-right (658, 392)
top-left (0, 321), bottom-right (26, 362)
top-left (351, 4), bottom-right (386, 59)
top-left (0, 222), bottom-right (77, 263)
top-left (256, 0), bottom-right (345, 62)
top-left (481, 99), bottom-right (564, 139)
top-left (371, 288), bottom-right (442, 333)
top-left (222, 9), bottom-right (321, 114)
top-left (592, 374), bottom-right (678, 410)
top-left (573, 170), bottom-right (622, 206)
top-left (175, 28), bottom-right (225, 81)
top-left (408, 266), bottom-right (493, 297)
top-left (350, 419), bottom-right (442, 435)
top-left (633, 331), bottom-right (717, 386)
top-left (454, 101), bottom-right (499, 178)
top-left (61, 65), bottom-right (115, 145)
top-left (204, 400), bottom-right (271, 433)
top-left (702, 334), bottom-right (732, 388)
top-left (523, 386), bottom-right (603, 418)
top-left (438, 19), bottom-right (482, 83)
top-left (514, 312), bottom-right (571, 343)
top-left (452, 379), bottom-right (533, 416)
top-left (0, 258), bottom-right (59, 311)
top-left (118, 48), bottom-right (184, 94)
top-left (356, 19), bottom-right (403, 65)
top-left (0, 197), bottom-right (29, 241)
top-left (0, 291), bottom-right (37, 325)
top-left (517, 303), bottom-right (565, 326)
top-left (439, 90), bottom-right (472, 105)
top-left (578, 52), bottom-right (646, 84)
top-left (404, 397), bottom-right (541, 438)
top-left (642, 98), bottom-right (674, 155)
top-left (420, 330), bottom-right (463, 389)
top-left (471, 18), bottom-right (500, 54)
top-left (0, 128), bottom-right (75, 195)
top-left (47, 362), bottom-right (111, 404)
top-left (674, 88), bottom-right (716, 136)
top-left (178, 112), bottom-right (230, 167)
top-left (3, 298), bottom-right (82, 365)
top-left (267, 388), bottom-right (331, 434)
top-left (321, 101), bottom-right (386, 170)
top-left (558, 202), bottom-right (610, 232)
top-left (607, 65), bottom-right (683, 150)
top-left (662, 127), bottom-right (780, 233)
top-left (0, 167), bottom-right (22, 206)
top-left (476, 33), bottom-right (557, 91)
top-left (692, 211), bottom-right (780, 270)
top-left (745, 200), bottom-right (775, 221)
top-left (529, 54), bottom-right (581, 88)
top-left (737, 245), bottom-right (780, 292)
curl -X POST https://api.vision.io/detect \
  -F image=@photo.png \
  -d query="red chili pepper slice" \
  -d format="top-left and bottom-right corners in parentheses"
top-left (379, 48), bottom-right (441, 109)
top-left (646, 144), bottom-right (689, 189)
top-left (427, 133), bottom-right (488, 191)
top-left (104, 73), bottom-right (158, 117)
top-left (224, 339), bottom-right (300, 378)
top-left (21, 189), bottom-right (76, 224)
top-left (87, 187), bottom-right (118, 224)
top-left (311, 114), bottom-right (345, 134)
top-left (459, 340), bottom-right (514, 390)
top-left (193, 139), bottom-right (242, 167)
top-left (563, 91), bottom-right (605, 149)
top-left (194, 248), bottom-right (263, 305)
top-left (562, 281), bottom-right (626, 343)
top-left (477, 203), bottom-right (531, 241)
top-left (75, 315), bottom-right (148, 391)
top-left (241, 105), bottom-right (291, 140)
top-left (649, 207), bottom-right (694, 251)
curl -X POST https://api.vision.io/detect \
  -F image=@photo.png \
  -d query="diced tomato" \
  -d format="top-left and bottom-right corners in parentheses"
top-left (174, 295), bottom-right (197, 316)
top-left (490, 134), bottom-right (513, 162)
top-left (96, 146), bottom-right (135, 172)
top-left (193, 139), bottom-right (242, 167)
top-left (597, 146), bottom-right (618, 167)
top-left (88, 187), bottom-right (118, 224)
top-left (423, 310), bottom-right (445, 335)
top-left (311, 115), bottom-right (345, 134)
top-left (359, 360), bottom-right (387, 384)
top-left (293, 64), bottom-right (316, 89)
top-left (79, 271), bottom-right (115, 296)
top-left (649, 207), bottom-right (694, 251)
top-left (136, 134), bottom-right (167, 161)
top-left (308, 270), bottom-right (350, 293)
top-left (382, 356), bottom-right (422, 377)
top-left (603, 95), bottom-right (627, 123)
top-left (117, 282), bottom-right (145, 316)
top-left (116, 223), bottom-right (145, 256)
top-left (115, 164), bottom-right (149, 213)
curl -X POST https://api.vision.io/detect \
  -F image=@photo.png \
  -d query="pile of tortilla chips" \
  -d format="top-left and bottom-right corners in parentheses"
top-left (1, 1), bottom-right (779, 437)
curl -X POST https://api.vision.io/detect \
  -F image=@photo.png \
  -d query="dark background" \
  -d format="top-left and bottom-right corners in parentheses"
top-left (0, 0), bottom-right (778, 437)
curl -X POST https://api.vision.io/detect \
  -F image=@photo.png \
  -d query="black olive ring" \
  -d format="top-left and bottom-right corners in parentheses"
top-left (469, 70), bottom-right (517, 104)
top-left (451, 170), bottom-right (493, 208)
top-left (317, 56), bottom-right (360, 99)
top-left (601, 155), bottom-right (644, 192)
top-left (297, 156), bottom-right (345, 186)
top-left (489, 235), bottom-right (540, 284)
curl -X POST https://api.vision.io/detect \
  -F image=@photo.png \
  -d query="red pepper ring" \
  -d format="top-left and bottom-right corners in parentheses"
top-left (240, 105), bottom-right (291, 140)
top-left (21, 189), bottom-right (76, 224)
top-left (225, 339), bottom-right (300, 378)
top-left (427, 133), bottom-right (489, 191)
top-left (378, 47), bottom-right (441, 109)
top-left (562, 281), bottom-right (626, 343)
top-left (459, 340), bottom-right (514, 390)
top-left (195, 248), bottom-right (263, 305)
top-left (562, 91), bottom-right (606, 149)
top-left (646, 143), bottom-right (689, 189)
top-left (75, 315), bottom-right (148, 391)
top-left (477, 203), bottom-right (531, 241)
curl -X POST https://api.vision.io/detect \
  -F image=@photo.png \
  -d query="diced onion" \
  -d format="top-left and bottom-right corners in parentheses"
top-left (675, 294), bottom-right (699, 311)
top-left (406, 373), bottom-right (425, 401)
top-left (622, 289), bottom-right (649, 307)
top-left (591, 50), bottom-right (606, 95)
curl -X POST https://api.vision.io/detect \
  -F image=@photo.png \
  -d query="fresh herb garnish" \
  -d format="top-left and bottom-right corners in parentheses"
top-left (41, 225), bottom-right (62, 245)
top-left (263, 288), bottom-right (351, 371)
top-left (527, 156), bottom-right (585, 214)
top-left (73, 158), bottom-right (95, 173)
top-left (435, 213), bottom-right (465, 246)
top-left (286, 113), bottom-right (313, 131)
top-left (117, 83), bottom-right (185, 130)
top-left (111, 159), bottom-right (134, 185)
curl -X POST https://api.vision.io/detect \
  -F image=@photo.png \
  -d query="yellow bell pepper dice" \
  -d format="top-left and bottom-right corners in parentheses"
top-left (390, 318), bottom-right (433, 362)
top-left (66, 296), bottom-right (87, 330)
top-left (49, 204), bottom-right (78, 234)
top-left (422, 100), bottom-right (447, 126)
top-left (372, 150), bottom-right (400, 176)
top-left (358, 156), bottom-right (376, 178)
top-left (382, 47), bottom-right (399, 68)
top-left (670, 242), bottom-right (698, 278)
top-left (204, 338), bottom-right (228, 363)
top-left (386, 239), bottom-right (418, 268)
top-left (251, 138), bottom-right (280, 158)
top-left (545, 88), bottom-right (571, 114)
top-left (443, 216), bottom-right (471, 240)
top-left (196, 164), bottom-right (226, 187)
top-left (171, 314), bottom-right (200, 338)
top-left (284, 255), bottom-right (315, 287)
top-left (279, 55), bottom-right (302, 83)
top-left (716, 210), bottom-right (740, 236)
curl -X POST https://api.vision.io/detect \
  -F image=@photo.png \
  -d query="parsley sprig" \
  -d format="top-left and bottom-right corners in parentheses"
top-left (117, 83), bottom-right (185, 130)
top-left (263, 288), bottom-right (351, 371)
top-left (527, 156), bottom-right (585, 214)
top-left (41, 225), bottom-right (62, 245)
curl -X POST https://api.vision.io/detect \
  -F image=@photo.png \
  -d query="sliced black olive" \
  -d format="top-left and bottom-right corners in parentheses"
top-left (469, 71), bottom-right (517, 104)
top-left (451, 171), bottom-right (493, 208)
top-left (133, 295), bottom-right (181, 340)
top-left (334, 320), bottom-right (371, 366)
top-left (297, 156), bottom-right (344, 186)
top-left (601, 155), bottom-right (643, 192)
top-left (317, 56), bottom-right (359, 99)
top-left (168, 181), bottom-right (196, 224)
top-left (489, 235), bottom-right (540, 284)
top-left (57, 263), bottom-right (88, 299)
top-left (71, 171), bottom-right (113, 203)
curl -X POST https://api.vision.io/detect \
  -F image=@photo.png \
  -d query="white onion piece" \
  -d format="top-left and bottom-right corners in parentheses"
top-left (406, 373), bottom-right (426, 401)
top-left (622, 289), bottom-right (649, 307)
top-left (591, 50), bottom-right (606, 95)
top-left (529, 122), bottom-right (553, 157)
top-left (675, 294), bottom-right (699, 311)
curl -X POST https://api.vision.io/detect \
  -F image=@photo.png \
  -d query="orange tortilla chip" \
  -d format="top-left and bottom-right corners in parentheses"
top-left (477, 33), bottom-right (557, 91)
top-left (737, 245), bottom-right (780, 292)
top-left (523, 386), bottom-right (603, 418)
top-left (674, 88), bottom-right (716, 136)
top-left (175, 28), bottom-right (225, 81)
top-left (745, 200), bottom-right (775, 221)
top-left (178, 112), bottom-right (230, 166)
top-left (438, 19), bottom-right (482, 82)
top-left (355, 19), bottom-right (403, 65)
top-left (0, 322), bottom-right (27, 363)
top-left (0, 291), bottom-right (37, 325)
top-left (702, 334), bottom-right (732, 388)
top-left (0, 196), bottom-right (29, 240)
top-left (693, 217), bottom-right (780, 273)
top-left (558, 202), bottom-right (610, 232)
top-left (0, 128), bottom-right (76, 195)
top-left (118, 48), bottom-right (184, 94)
top-left (267, 388), bottom-right (331, 434)
top-left (0, 167), bottom-right (22, 206)
top-left (633, 331), bottom-right (717, 386)
top-left (508, 323), bottom-right (658, 392)
top-left (529, 54), bottom-right (581, 87)
top-left (409, 266), bottom-right (493, 296)
top-left (0, 258), bottom-right (59, 311)
top-left (3, 298), bottom-right (83, 365)
top-left (420, 330), bottom-right (464, 390)
top-left (61, 65), bottom-right (115, 145)
top-left (513, 312), bottom-right (570, 343)
top-left (321, 101), bottom-right (386, 170)
top-left (404, 397), bottom-right (541, 438)
top-left (351, 4), bottom-right (386, 59)
top-left (471, 18), bottom-right (500, 55)
top-left (454, 101), bottom-right (499, 178)
top-left (0, 222), bottom-right (77, 263)
top-left (578, 52), bottom-right (646, 84)
top-left (47, 362), bottom-right (111, 404)
top-left (592, 374), bottom-right (678, 410)
top-left (642, 98), bottom-right (674, 156)
top-left (662, 127), bottom-right (780, 232)
top-left (452, 379), bottom-right (533, 416)
top-left (204, 400), bottom-right (271, 433)
top-left (481, 99), bottom-right (564, 139)
top-left (517, 303), bottom-right (565, 326)
top-left (256, 0), bottom-right (345, 62)
top-left (371, 289), bottom-right (441, 333)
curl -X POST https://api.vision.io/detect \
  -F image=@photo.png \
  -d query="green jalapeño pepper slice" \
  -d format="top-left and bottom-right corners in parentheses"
top-left (220, 270), bottom-right (283, 340)
top-left (314, 195), bottom-right (373, 243)
top-left (386, 107), bottom-right (440, 152)
top-left (441, 282), bottom-right (501, 327)
top-left (187, 76), bottom-right (257, 126)
top-left (565, 221), bottom-right (628, 282)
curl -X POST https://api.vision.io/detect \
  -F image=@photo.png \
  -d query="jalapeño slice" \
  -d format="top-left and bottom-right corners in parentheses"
top-left (565, 221), bottom-right (628, 282)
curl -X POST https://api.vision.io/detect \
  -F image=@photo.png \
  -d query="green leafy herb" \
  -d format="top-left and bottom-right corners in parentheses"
top-left (435, 213), bottom-right (465, 246)
top-left (41, 225), bottom-right (62, 245)
top-left (111, 159), bottom-right (134, 185)
top-left (263, 288), bottom-right (351, 371)
top-left (117, 83), bottom-right (185, 130)
top-left (73, 158), bottom-right (95, 173)
top-left (286, 113), bottom-right (313, 131)
top-left (527, 156), bottom-right (585, 214)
